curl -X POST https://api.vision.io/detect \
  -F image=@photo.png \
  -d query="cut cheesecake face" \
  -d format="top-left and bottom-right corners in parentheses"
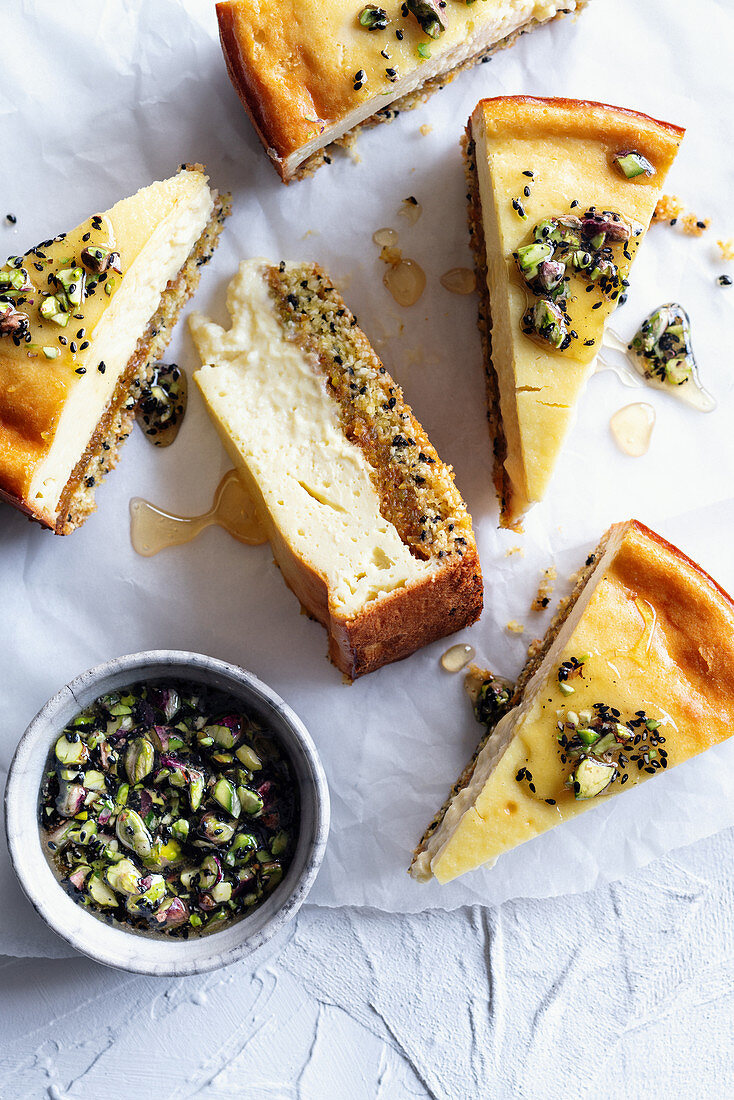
top-left (217, 1), bottom-right (584, 181)
top-left (411, 519), bottom-right (734, 884)
top-left (466, 97), bottom-right (684, 527)
top-left (189, 259), bottom-right (483, 677)
top-left (0, 166), bottom-right (228, 533)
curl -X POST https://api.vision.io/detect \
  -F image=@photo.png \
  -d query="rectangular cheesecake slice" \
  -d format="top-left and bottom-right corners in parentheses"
top-left (216, 0), bottom-right (585, 181)
top-left (189, 259), bottom-right (483, 678)
top-left (411, 519), bottom-right (734, 883)
top-left (0, 166), bottom-right (229, 533)
top-left (465, 97), bottom-right (683, 527)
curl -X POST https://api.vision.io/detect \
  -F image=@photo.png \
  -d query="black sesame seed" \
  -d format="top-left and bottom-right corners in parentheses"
top-left (75, 366), bottom-right (86, 374)
top-left (6, 213), bottom-right (17, 224)
top-left (98, 361), bottom-right (106, 373)
top-left (570, 199), bottom-right (579, 208)
top-left (80, 341), bottom-right (89, 350)
top-left (523, 186), bottom-right (531, 198)
top-left (717, 275), bottom-right (732, 286)
top-left (522, 170), bottom-right (533, 178)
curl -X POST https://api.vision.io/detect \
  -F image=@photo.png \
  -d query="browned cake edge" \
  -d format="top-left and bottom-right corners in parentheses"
top-left (52, 185), bottom-right (231, 534)
top-left (271, 7), bottom-right (586, 182)
top-left (409, 526), bottom-right (611, 868)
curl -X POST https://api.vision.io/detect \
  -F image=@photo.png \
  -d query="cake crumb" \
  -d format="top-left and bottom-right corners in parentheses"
top-left (682, 213), bottom-right (709, 237)
top-left (505, 545), bottom-right (524, 558)
top-left (653, 194), bottom-right (709, 235)
top-left (506, 620), bottom-right (525, 634)
top-left (717, 238), bottom-right (734, 261)
top-left (531, 566), bottom-right (557, 611)
top-left (419, 124), bottom-right (433, 136)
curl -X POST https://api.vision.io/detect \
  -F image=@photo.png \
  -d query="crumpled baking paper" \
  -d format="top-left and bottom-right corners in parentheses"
top-left (1, 0), bottom-right (733, 957)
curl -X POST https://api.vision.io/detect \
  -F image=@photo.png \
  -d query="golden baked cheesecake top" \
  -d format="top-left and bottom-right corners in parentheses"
top-left (0, 167), bottom-right (215, 531)
top-left (467, 96), bottom-right (683, 526)
top-left (411, 519), bottom-right (734, 884)
top-left (217, 0), bottom-right (584, 179)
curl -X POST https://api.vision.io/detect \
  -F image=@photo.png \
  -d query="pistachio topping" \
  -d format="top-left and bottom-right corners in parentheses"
top-left (80, 244), bottom-right (122, 275)
top-left (0, 302), bottom-right (30, 340)
top-left (556, 700), bottom-right (668, 799)
top-left (358, 4), bottom-right (389, 29)
top-left (629, 303), bottom-right (693, 386)
top-left (39, 679), bottom-right (298, 938)
top-left (613, 150), bottom-right (655, 179)
top-left (516, 208), bottom-right (633, 350)
top-left (406, 0), bottom-right (445, 38)
top-left (39, 293), bottom-right (69, 327)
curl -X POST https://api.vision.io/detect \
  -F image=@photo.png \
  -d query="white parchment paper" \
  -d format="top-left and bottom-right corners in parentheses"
top-left (1, 0), bottom-right (733, 957)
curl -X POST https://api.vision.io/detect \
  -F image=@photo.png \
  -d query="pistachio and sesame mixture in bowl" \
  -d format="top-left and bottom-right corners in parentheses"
top-left (41, 680), bottom-right (298, 938)
top-left (5, 652), bottom-right (329, 975)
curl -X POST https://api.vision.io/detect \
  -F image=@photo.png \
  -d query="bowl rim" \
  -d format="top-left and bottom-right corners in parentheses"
top-left (4, 649), bottom-right (330, 976)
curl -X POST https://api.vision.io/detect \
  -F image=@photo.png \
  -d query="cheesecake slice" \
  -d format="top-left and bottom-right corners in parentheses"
top-left (189, 259), bottom-right (483, 678)
top-left (466, 97), bottom-right (684, 528)
top-left (0, 166), bottom-right (229, 533)
top-left (217, 0), bottom-right (585, 182)
top-left (411, 520), bottom-right (734, 884)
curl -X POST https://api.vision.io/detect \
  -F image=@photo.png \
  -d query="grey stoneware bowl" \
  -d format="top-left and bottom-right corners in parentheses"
top-left (4, 650), bottom-right (330, 976)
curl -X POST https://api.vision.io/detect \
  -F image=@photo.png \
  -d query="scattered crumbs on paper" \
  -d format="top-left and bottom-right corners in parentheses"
top-left (419, 124), bottom-right (433, 136)
top-left (505, 545), bottom-right (524, 558)
top-left (717, 238), bottom-right (734, 261)
top-left (506, 620), bottom-right (525, 634)
top-left (301, 229), bottom-right (318, 239)
top-left (531, 566), bottom-right (557, 611)
top-left (652, 194), bottom-right (710, 236)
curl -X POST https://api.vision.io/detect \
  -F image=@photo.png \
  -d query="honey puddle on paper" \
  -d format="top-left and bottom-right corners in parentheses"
top-left (440, 643), bottom-right (475, 672)
top-left (610, 402), bottom-right (655, 456)
top-left (440, 268), bottom-right (476, 295)
top-left (130, 470), bottom-right (267, 557)
top-left (374, 225), bottom-right (426, 307)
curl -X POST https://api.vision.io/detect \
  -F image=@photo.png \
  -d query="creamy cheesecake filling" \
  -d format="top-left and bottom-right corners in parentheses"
top-left (285, 0), bottom-right (573, 176)
top-left (28, 180), bottom-right (214, 521)
top-left (190, 261), bottom-right (433, 620)
top-left (411, 526), bottom-right (626, 882)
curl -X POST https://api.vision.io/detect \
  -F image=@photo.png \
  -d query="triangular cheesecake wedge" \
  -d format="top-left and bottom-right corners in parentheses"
top-left (0, 166), bottom-right (229, 533)
top-left (465, 97), bottom-right (684, 528)
top-left (411, 520), bottom-right (734, 884)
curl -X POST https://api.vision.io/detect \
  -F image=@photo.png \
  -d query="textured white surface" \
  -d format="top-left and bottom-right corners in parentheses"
top-left (3, 827), bottom-right (734, 1098)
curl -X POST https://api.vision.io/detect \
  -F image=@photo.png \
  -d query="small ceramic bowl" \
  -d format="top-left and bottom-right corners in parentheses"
top-left (4, 650), bottom-right (329, 976)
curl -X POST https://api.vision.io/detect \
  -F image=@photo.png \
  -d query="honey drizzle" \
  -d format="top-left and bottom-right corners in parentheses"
top-left (130, 470), bottom-right (267, 557)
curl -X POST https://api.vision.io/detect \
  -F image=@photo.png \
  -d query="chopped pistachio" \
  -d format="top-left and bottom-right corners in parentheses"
top-left (39, 294), bottom-right (69, 327)
top-left (407, 0), bottom-right (445, 38)
top-left (42, 346), bottom-right (60, 359)
top-left (358, 4), bottom-right (389, 29)
top-left (613, 150), bottom-right (654, 179)
top-left (53, 266), bottom-right (86, 307)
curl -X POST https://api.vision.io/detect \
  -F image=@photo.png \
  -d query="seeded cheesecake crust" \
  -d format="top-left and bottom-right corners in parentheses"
top-left (463, 129), bottom-right (516, 529)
